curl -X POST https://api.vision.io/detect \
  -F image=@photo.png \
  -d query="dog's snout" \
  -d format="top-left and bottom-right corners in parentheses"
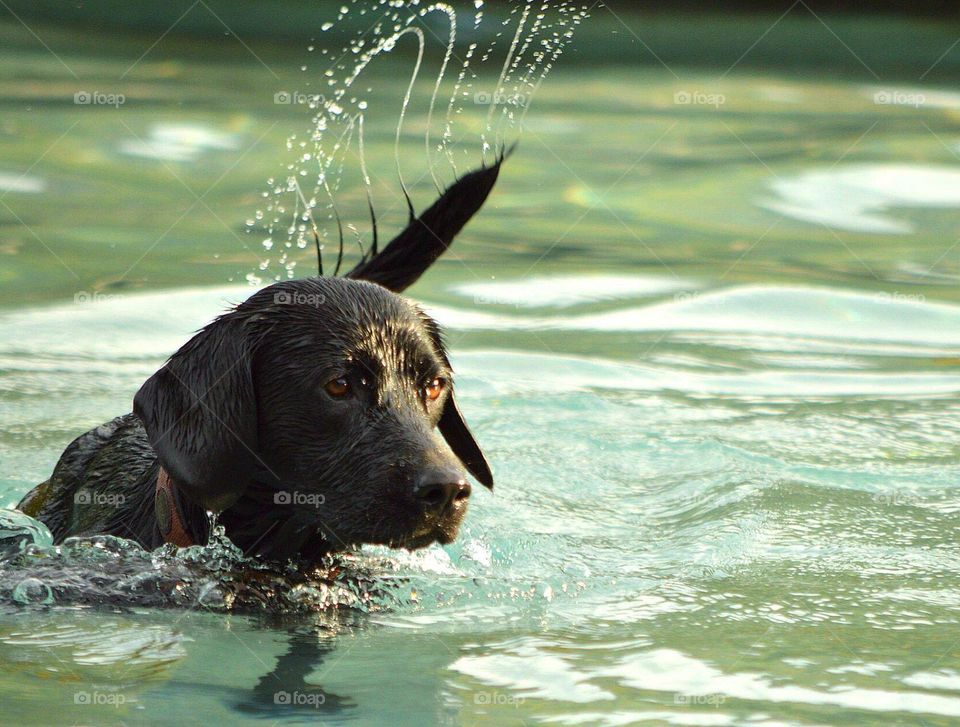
top-left (415, 469), bottom-right (471, 515)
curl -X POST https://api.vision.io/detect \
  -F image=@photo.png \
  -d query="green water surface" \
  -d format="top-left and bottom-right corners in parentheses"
top-left (1, 6), bottom-right (959, 726)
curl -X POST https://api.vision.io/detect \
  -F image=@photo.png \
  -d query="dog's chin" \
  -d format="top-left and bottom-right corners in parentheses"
top-left (396, 527), bottom-right (458, 551)
top-left (377, 513), bottom-right (465, 551)
top-left (309, 500), bottom-right (468, 553)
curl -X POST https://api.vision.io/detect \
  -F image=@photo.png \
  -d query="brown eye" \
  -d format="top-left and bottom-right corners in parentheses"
top-left (424, 377), bottom-right (445, 402)
top-left (325, 377), bottom-right (350, 398)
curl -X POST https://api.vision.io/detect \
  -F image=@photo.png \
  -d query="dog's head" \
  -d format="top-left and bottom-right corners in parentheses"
top-left (134, 277), bottom-right (493, 559)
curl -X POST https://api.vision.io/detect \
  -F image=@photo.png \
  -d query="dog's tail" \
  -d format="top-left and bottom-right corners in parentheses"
top-left (345, 150), bottom-right (508, 293)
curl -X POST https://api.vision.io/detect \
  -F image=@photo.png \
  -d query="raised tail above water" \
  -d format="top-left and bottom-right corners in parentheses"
top-left (345, 153), bottom-right (506, 293)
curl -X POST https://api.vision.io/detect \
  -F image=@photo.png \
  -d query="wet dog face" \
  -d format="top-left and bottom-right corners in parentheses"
top-left (134, 277), bottom-right (493, 561)
top-left (252, 278), bottom-right (472, 551)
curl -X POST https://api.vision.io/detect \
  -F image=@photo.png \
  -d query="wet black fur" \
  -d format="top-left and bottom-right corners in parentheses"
top-left (18, 160), bottom-right (502, 564)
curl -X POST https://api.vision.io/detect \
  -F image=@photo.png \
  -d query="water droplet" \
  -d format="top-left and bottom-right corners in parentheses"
top-left (13, 577), bottom-right (52, 605)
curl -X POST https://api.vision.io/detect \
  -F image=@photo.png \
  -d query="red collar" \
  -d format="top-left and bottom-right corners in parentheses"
top-left (155, 466), bottom-right (195, 547)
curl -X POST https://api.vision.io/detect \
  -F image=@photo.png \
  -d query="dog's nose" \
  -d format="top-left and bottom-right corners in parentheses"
top-left (415, 470), bottom-right (471, 515)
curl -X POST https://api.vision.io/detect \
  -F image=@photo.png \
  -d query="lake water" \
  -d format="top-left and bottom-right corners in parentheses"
top-left (1, 5), bottom-right (959, 726)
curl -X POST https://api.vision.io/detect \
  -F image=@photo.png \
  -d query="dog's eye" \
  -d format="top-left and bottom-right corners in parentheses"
top-left (324, 377), bottom-right (350, 398)
top-left (424, 377), bottom-right (445, 402)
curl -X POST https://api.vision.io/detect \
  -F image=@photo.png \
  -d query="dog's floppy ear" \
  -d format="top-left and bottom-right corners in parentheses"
top-left (420, 315), bottom-right (494, 489)
top-left (133, 313), bottom-right (261, 512)
top-left (439, 394), bottom-right (493, 490)
top-left (346, 154), bottom-right (506, 293)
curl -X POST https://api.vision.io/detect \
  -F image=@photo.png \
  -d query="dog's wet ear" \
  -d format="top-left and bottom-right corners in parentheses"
top-left (439, 394), bottom-right (494, 489)
top-left (420, 314), bottom-right (494, 489)
top-left (346, 154), bottom-right (506, 293)
top-left (134, 313), bottom-right (261, 512)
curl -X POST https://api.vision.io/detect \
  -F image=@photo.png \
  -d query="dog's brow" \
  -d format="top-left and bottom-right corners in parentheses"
top-left (344, 349), bottom-right (382, 380)
top-left (356, 335), bottom-right (441, 384)
top-left (352, 355), bottom-right (381, 382)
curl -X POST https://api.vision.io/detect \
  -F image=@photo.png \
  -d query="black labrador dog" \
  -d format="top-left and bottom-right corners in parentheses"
top-left (17, 160), bottom-right (501, 565)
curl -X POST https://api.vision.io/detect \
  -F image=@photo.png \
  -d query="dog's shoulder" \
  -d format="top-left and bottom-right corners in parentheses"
top-left (22, 414), bottom-right (157, 541)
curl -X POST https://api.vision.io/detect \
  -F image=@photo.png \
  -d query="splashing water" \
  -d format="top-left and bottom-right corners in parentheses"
top-left (0, 508), bottom-right (402, 614)
top-left (251, 0), bottom-right (589, 285)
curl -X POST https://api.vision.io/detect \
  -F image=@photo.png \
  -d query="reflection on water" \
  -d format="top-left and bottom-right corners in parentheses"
top-left (117, 123), bottom-right (240, 163)
top-left (451, 274), bottom-right (698, 307)
top-left (762, 164), bottom-right (960, 234)
top-left (1, 4), bottom-right (960, 726)
top-left (440, 282), bottom-right (960, 347)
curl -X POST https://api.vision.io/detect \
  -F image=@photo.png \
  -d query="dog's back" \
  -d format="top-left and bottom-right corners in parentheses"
top-left (19, 414), bottom-right (198, 547)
